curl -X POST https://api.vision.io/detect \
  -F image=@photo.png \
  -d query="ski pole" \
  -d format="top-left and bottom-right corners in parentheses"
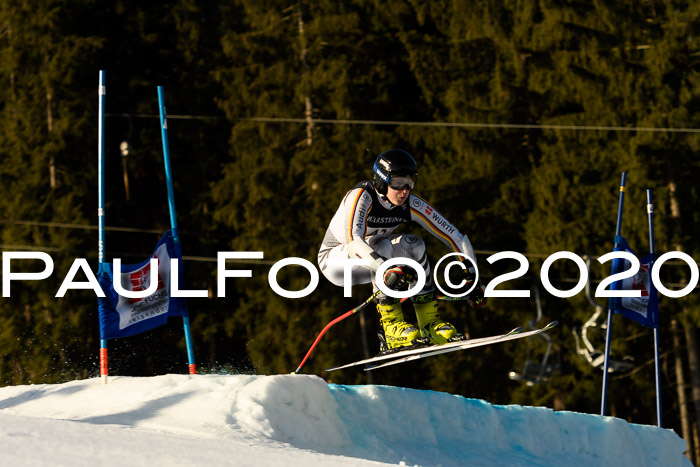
top-left (292, 290), bottom-right (386, 374)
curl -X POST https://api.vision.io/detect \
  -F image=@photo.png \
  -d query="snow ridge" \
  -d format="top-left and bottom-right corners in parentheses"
top-left (0, 374), bottom-right (690, 466)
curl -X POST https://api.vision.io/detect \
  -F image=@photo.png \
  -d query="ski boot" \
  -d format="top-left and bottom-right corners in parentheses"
top-left (414, 292), bottom-right (465, 345)
top-left (376, 299), bottom-right (428, 354)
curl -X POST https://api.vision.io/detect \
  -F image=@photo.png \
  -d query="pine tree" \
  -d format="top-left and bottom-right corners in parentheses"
top-left (0, 0), bottom-right (102, 384)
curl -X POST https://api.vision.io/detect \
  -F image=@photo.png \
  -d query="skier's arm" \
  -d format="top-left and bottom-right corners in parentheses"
top-left (408, 195), bottom-right (476, 262)
top-left (459, 234), bottom-right (476, 264)
top-left (343, 188), bottom-right (384, 271)
top-left (347, 239), bottom-right (384, 272)
top-left (409, 194), bottom-right (486, 307)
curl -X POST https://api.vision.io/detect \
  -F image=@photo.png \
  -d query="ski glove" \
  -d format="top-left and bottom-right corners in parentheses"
top-left (382, 265), bottom-right (417, 291)
top-left (466, 284), bottom-right (487, 308)
top-left (464, 269), bottom-right (487, 308)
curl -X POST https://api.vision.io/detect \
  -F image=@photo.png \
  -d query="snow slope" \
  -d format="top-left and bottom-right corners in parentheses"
top-left (0, 374), bottom-right (690, 466)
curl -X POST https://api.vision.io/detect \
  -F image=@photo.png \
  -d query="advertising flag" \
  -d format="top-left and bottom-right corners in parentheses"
top-left (98, 230), bottom-right (188, 339)
top-left (609, 235), bottom-right (659, 328)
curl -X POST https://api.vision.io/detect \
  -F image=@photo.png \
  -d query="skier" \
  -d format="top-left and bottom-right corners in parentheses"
top-left (317, 148), bottom-right (486, 353)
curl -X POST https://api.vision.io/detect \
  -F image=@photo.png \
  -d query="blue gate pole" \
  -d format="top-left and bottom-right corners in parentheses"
top-left (647, 189), bottom-right (662, 427)
top-left (98, 70), bottom-right (109, 384)
top-left (157, 86), bottom-right (196, 374)
top-left (601, 172), bottom-right (627, 415)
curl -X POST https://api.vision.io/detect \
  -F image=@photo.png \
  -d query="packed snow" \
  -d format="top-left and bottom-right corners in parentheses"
top-left (0, 374), bottom-right (690, 466)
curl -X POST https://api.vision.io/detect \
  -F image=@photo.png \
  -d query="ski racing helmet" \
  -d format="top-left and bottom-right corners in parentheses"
top-left (372, 149), bottom-right (418, 195)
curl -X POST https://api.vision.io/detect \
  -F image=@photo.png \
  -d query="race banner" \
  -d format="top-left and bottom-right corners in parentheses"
top-left (98, 230), bottom-right (188, 339)
top-left (609, 235), bottom-right (659, 328)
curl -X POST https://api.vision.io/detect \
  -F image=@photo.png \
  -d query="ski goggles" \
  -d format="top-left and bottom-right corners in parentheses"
top-left (388, 175), bottom-right (416, 191)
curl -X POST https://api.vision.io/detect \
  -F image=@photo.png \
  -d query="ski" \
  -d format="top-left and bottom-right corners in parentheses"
top-left (364, 321), bottom-right (558, 371)
top-left (326, 324), bottom-right (529, 372)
